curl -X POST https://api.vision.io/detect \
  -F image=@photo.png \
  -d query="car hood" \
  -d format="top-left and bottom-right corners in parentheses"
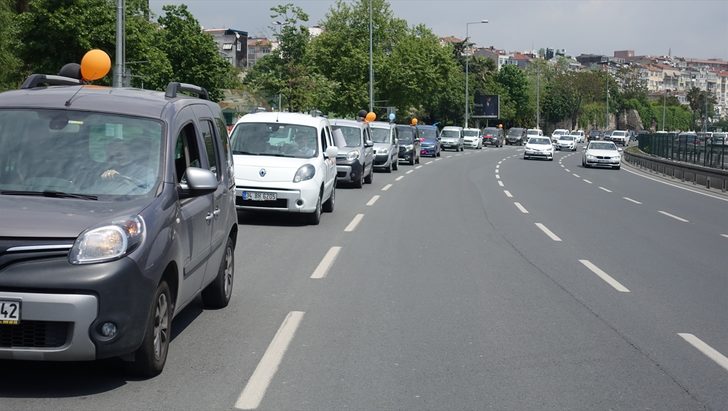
top-left (440, 137), bottom-right (460, 142)
top-left (0, 195), bottom-right (149, 238)
top-left (234, 154), bottom-right (314, 183)
top-left (373, 143), bottom-right (393, 150)
top-left (525, 144), bottom-right (553, 150)
top-left (463, 136), bottom-right (480, 140)
top-left (558, 140), bottom-right (575, 144)
top-left (585, 149), bottom-right (620, 157)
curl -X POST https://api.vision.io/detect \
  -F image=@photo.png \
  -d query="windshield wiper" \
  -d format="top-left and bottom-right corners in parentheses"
top-left (0, 190), bottom-right (98, 200)
top-left (234, 151), bottom-right (261, 155)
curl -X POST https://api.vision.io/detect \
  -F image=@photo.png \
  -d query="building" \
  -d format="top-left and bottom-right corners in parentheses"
top-left (205, 28), bottom-right (248, 69)
top-left (614, 50), bottom-right (635, 59)
top-left (246, 37), bottom-right (278, 68)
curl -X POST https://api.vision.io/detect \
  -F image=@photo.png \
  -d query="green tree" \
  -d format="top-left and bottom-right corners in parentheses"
top-left (496, 65), bottom-right (533, 127)
top-left (0, 1), bottom-right (21, 90)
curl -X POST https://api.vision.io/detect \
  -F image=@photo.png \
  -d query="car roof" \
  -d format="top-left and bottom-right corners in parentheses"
top-left (370, 121), bottom-right (394, 129)
top-left (442, 126), bottom-right (462, 130)
top-left (330, 118), bottom-right (367, 128)
top-left (416, 124), bottom-right (437, 129)
top-left (238, 111), bottom-right (327, 128)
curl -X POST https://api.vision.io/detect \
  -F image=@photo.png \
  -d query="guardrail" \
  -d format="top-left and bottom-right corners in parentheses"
top-left (636, 133), bottom-right (727, 170)
top-left (623, 148), bottom-right (728, 192)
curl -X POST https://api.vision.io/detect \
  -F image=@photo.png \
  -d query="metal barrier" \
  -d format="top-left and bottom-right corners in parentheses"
top-left (637, 133), bottom-right (727, 170)
top-left (623, 146), bottom-right (728, 192)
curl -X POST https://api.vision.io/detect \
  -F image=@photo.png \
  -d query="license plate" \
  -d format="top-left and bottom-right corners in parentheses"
top-left (598, 159), bottom-right (610, 163)
top-left (0, 300), bottom-right (21, 325)
top-left (243, 191), bottom-right (277, 201)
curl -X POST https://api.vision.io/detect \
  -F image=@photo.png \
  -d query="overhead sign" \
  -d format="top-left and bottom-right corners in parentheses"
top-left (472, 93), bottom-right (499, 119)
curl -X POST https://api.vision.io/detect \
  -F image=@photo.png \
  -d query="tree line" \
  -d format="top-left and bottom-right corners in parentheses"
top-left (0, 0), bottom-right (722, 131)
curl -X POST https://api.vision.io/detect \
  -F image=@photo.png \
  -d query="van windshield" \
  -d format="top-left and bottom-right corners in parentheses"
top-left (370, 127), bottom-right (390, 143)
top-left (231, 122), bottom-right (319, 158)
top-left (0, 109), bottom-right (163, 198)
top-left (440, 130), bottom-right (460, 138)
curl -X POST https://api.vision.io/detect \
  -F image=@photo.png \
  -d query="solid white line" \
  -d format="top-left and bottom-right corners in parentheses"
top-left (498, 181), bottom-right (504, 187)
top-left (345, 213), bottom-right (365, 232)
top-left (658, 210), bottom-right (689, 223)
top-left (396, 176), bottom-right (404, 181)
top-left (415, 165), bottom-right (423, 169)
top-left (381, 184), bottom-right (392, 191)
top-left (514, 202), bottom-right (529, 214)
top-left (535, 223), bottom-right (562, 242)
top-left (310, 246), bottom-right (342, 279)
top-left (583, 179), bottom-right (593, 184)
top-left (406, 170), bottom-right (414, 174)
top-left (622, 166), bottom-right (728, 203)
top-left (235, 311), bottom-right (305, 410)
top-left (599, 186), bottom-right (612, 193)
top-left (504, 190), bottom-right (513, 198)
top-left (722, 234), bottom-right (728, 239)
top-left (573, 173), bottom-right (580, 178)
top-left (366, 195), bottom-right (380, 206)
top-left (579, 259), bottom-right (630, 292)
top-left (623, 197), bottom-right (642, 204)
top-left (678, 333), bottom-right (728, 372)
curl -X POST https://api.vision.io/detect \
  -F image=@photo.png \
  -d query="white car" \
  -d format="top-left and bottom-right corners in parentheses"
top-left (572, 129), bottom-right (585, 143)
top-left (582, 141), bottom-right (621, 169)
top-left (230, 112), bottom-right (338, 225)
top-left (556, 135), bottom-right (577, 151)
top-left (463, 127), bottom-right (482, 149)
top-left (551, 128), bottom-right (569, 143)
top-left (609, 130), bottom-right (628, 146)
top-left (440, 126), bottom-right (464, 151)
top-left (526, 128), bottom-right (543, 138)
top-left (523, 136), bottom-right (554, 161)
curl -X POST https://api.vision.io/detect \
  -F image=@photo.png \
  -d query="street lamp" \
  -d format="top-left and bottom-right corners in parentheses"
top-left (662, 89), bottom-right (670, 131)
top-left (464, 19), bottom-right (488, 128)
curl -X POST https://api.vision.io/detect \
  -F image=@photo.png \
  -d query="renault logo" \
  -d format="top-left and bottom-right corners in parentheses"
top-left (259, 168), bottom-right (267, 177)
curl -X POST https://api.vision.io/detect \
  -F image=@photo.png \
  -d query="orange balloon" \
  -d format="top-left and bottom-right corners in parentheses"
top-left (365, 112), bottom-right (376, 122)
top-left (80, 49), bottom-right (111, 81)
top-left (410, 118), bottom-right (418, 126)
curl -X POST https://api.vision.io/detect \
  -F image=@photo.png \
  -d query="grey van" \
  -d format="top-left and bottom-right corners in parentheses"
top-left (0, 75), bottom-right (238, 377)
top-left (369, 121), bottom-right (399, 172)
top-left (331, 119), bottom-right (375, 187)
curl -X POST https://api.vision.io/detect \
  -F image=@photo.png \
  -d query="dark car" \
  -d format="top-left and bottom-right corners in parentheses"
top-left (331, 119), bottom-right (375, 187)
top-left (482, 126), bottom-right (504, 147)
top-left (588, 129), bottom-right (603, 141)
top-left (396, 124), bottom-right (421, 165)
top-left (506, 127), bottom-right (526, 145)
top-left (417, 125), bottom-right (441, 157)
top-left (0, 75), bottom-right (238, 377)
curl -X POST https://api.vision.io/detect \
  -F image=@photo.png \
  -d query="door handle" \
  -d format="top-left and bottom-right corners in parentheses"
top-left (205, 213), bottom-right (214, 221)
top-left (213, 208), bottom-right (221, 217)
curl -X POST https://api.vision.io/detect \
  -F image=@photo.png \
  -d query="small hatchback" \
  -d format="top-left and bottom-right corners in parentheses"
top-left (0, 76), bottom-right (238, 377)
top-left (231, 112), bottom-right (338, 222)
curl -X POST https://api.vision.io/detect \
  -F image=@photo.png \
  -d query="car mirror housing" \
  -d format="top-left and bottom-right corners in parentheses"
top-left (325, 146), bottom-right (339, 159)
top-left (179, 167), bottom-right (217, 198)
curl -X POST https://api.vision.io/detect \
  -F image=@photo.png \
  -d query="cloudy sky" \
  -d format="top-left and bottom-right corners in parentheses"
top-left (149, 0), bottom-right (728, 60)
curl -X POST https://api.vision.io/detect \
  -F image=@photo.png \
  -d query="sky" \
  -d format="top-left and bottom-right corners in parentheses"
top-left (149, 0), bottom-right (728, 60)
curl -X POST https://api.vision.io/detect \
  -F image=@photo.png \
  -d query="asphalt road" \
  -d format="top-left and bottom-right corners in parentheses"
top-left (2, 144), bottom-right (727, 410)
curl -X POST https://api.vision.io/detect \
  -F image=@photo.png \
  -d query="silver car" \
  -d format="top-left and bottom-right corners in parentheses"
top-left (440, 126), bottom-right (464, 151)
top-left (369, 121), bottom-right (399, 172)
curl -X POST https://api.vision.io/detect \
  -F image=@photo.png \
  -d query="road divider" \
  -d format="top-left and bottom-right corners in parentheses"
top-left (678, 333), bottom-right (728, 372)
top-left (311, 246), bottom-right (342, 279)
top-left (535, 223), bottom-right (562, 242)
top-left (235, 311), bottom-right (305, 410)
top-left (579, 259), bottom-right (630, 292)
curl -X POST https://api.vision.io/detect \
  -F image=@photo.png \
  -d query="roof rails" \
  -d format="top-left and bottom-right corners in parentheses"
top-left (20, 74), bottom-right (82, 89)
top-left (165, 82), bottom-right (209, 100)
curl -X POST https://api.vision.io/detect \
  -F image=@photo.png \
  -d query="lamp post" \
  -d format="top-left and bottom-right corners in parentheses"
top-left (661, 89), bottom-right (670, 131)
top-left (464, 19), bottom-right (488, 128)
top-left (274, 21), bottom-right (283, 111)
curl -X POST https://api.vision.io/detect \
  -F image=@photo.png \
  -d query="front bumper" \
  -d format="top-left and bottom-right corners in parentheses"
top-left (421, 146), bottom-right (437, 156)
top-left (557, 144), bottom-right (575, 150)
top-left (336, 159), bottom-right (363, 183)
top-left (585, 157), bottom-right (620, 167)
top-left (374, 153), bottom-right (394, 168)
top-left (398, 147), bottom-right (415, 161)
top-left (464, 139), bottom-right (480, 148)
top-left (236, 179), bottom-right (322, 213)
top-left (483, 139), bottom-right (498, 146)
top-left (524, 150), bottom-right (553, 159)
top-left (440, 141), bottom-right (459, 150)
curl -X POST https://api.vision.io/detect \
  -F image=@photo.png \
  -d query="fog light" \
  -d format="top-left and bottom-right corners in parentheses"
top-left (101, 322), bottom-right (117, 338)
top-left (296, 199), bottom-right (304, 206)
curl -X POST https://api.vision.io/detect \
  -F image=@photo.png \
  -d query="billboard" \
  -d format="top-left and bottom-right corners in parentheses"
top-left (472, 93), bottom-right (499, 119)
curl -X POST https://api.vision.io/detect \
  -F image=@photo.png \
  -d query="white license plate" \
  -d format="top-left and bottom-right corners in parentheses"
top-left (243, 191), bottom-right (277, 201)
top-left (598, 159), bottom-right (611, 163)
top-left (0, 300), bottom-right (21, 325)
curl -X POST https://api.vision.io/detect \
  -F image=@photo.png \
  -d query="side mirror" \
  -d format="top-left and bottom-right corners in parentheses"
top-left (618, 147), bottom-right (624, 152)
top-left (179, 167), bottom-right (217, 198)
top-left (365, 140), bottom-right (374, 148)
top-left (325, 146), bottom-right (338, 159)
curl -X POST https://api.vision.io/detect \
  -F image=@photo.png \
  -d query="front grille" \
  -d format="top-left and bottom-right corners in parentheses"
top-left (0, 321), bottom-right (70, 348)
top-left (0, 239), bottom-right (74, 271)
top-left (236, 197), bottom-right (288, 208)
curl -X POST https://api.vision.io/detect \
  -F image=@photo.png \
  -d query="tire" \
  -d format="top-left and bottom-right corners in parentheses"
top-left (127, 281), bottom-right (172, 378)
top-left (614, 165), bottom-right (621, 170)
top-left (393, 158), bottom-right (399, 171)
top-left (524, 155), bottom-right (529, 160)
top-left (410, 155), bottom-right (415, 165)
top-left (364, 165), bottom-right (373, 184)
top-left (415, 153), bottom-right (420, 164)
top-left (306, 192), bottom-right (322, 225)
top-left (322, 184), bottom-right (335, 212)
top-left (202, 236), bottom-right (235, 309)
top-left (353, 167), bottom-right (364, 188)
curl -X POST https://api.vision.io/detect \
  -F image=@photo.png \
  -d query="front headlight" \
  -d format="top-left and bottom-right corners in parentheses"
top-left (69, 216), bottom-right (145, 264)
top-left (293, 164), bottom-right (316, 183)
top-left (346, 150), bottom-right (360, 161)
top-left (586, 154), bottom-right (596, 159)
top-left (379, 148), bottom-right (388, 154)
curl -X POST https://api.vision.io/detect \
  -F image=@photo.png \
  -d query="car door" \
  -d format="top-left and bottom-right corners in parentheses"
top-left (321, 124), bottom-right (336, 196)
top-left (390, 126), bottom-right (399, 162)
top-left (192, 105), bottom-right (230, 286)
top-left (173, 112), bottom-right (214, 307)
top-left (363, 125), bottom-right (374, 174)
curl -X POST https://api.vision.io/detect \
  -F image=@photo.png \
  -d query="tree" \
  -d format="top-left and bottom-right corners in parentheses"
top-left (0, 2), bottom-right (20, 90)
top-left (496, 65), bottom-right (533, 127)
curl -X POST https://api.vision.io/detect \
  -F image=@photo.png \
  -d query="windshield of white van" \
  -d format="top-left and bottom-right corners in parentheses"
top-left (0, 109), bottom-right (163, 198)
top-left (231, 122), bottom-right (319, 158)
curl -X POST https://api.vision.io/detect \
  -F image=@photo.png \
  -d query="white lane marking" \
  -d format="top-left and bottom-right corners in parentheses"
top-left (496, 165), bottom-right (500, 170)
top-left (573, 173), bottom-right (580, 178)
top-left (381, 184), bottom-right (392, 191)
top-left (496, 174), bottom-right (500, 179)
top-left (535, 223), bottom-right (562, 242)
top-left (583, 179), bottom-right (593, 184)
top-left (564, 168), bottom-right (570, 172)
top-left (345, 213), bottom-right (365, 232)
top-left (415, 165), bottom-right (423, 170)
top-left (498, 181), bottom-right (504, 187)
top-left (678, 333), bottom-right (728, 372)
top-left (406, 170), bottom-right (414, 174)
top-left (504, 190), bottom-right (513, 198)
top-left (396, 176), bottom-right (404, 181)
top-left (623, 197), bottom-right (642, 204)
top-left (514, 202), bottom-right (529, 214)
top-left (722, 234), bottom-right (728, 239)
top-left (310, 246), bottom-right (342, 279)
top-left (498, 161), bottom-right (502, 165)
top-left (579, 259), bottom-right (630, 292)
top-left (622, 166), bottom-right (728, 203)
top-left (658, 210), bottom-right (689, 223)
top-left (235, 311), bottom-right (305, 410)
top-left (599, 186), bottom-right (612, 193)
top-left (424, 161), bottom-right (432, 165)
top-left (366, 195), bottom-right (380, 206)
top-left (435, 158), bottom-right (442, 161)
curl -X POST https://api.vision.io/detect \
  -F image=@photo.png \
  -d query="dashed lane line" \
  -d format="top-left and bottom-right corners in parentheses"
top-left (535, 223), bottom-right (562, 242)
top-left (406, 170), bottom-right (414, 174)
top-left (415, 165), bottom-right (423, 169)
top-left (583, 179), bottom-right (592, 184)
top-left (579, 259), bottom-right (629, 292)
top-left (344, 213), bottom-right (365, 232)
top-left (498, 181), bottom-right (504, 187)
top-left (573, 173), bottom-right (580, 178)
top-left (504, 190), bottom-right (513, 198)
top-left (396, 176), bottom-right (404, 181)
top-left (623, 197), bottom-right (642, 204)
top-left (678, 333), bottom-right (728, 373)
top-left (381, 184), bottom-right (392, 191)
top-left (310, 246), bottom-right (342, 279)
top-left (658, 210), bottom-right (689, 223)
top-left (514, 202), bottom-right (529, 214)
top-left (366, 195), bottom-right (380, 206)
top-left (599, 186), bottom-right (612, 193)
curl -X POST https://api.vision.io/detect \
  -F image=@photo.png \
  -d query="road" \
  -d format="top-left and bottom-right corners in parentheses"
top-left (2, 145), bottom-right (727, 410)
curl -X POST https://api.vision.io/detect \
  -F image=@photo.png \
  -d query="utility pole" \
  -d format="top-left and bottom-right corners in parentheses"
top-left (464, 20), bottom-right (488, 128)
top-left (536, 69), bottom-right (540, 129)
top-left (605, 79), bottom-right (609, 130)
top-left (113, 0), bottom-right (125, 87)
top-left (368, 0), bottom-right (374, 113)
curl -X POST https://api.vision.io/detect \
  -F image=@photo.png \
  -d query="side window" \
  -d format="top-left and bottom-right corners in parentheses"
top-left (200, 120), bottom-right (219, 179)
top-left (174, 123), bottom-right (202, 184)
top-left (320, 128), bottom-right (328, 151)
top-left (325, 126), bottom-right (334, 148)
top-left (215, 117), bottom-right (233, 170)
